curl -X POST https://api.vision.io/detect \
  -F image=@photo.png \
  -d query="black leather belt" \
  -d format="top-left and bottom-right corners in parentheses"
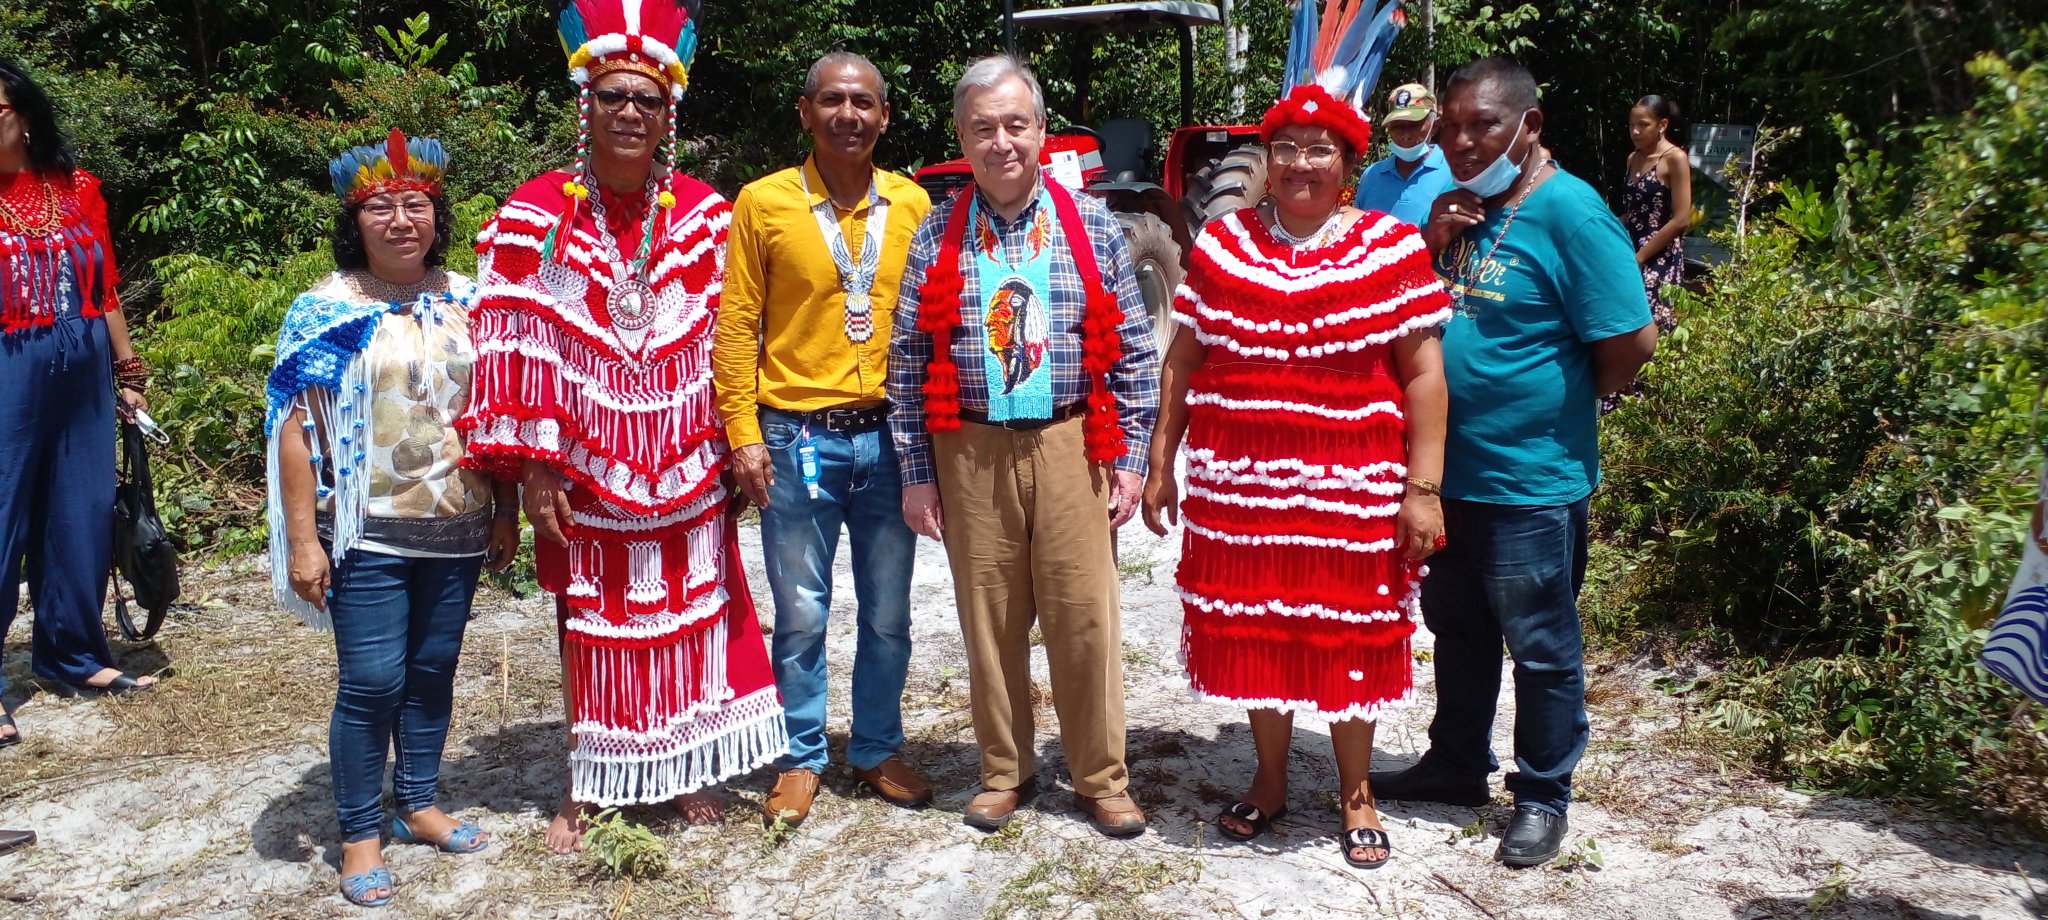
top-left (763, 402), bottom-right (892, 433)
top-left (957, 401), bottom-right (1087, 431)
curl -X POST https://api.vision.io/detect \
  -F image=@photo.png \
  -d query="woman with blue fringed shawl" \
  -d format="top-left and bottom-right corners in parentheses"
top-left (263, 130), bottom-right (518, 908)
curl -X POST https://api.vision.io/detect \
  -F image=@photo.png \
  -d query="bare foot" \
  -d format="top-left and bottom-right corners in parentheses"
top-left (546, 796), bottom-right (592, 854)
top-left (1342, 796), bottom-right (1390, 865)
top-left (673, 790), bottom-right (724, 825)
top-left (338, 839), bottom-right (390, 899)
top-left (398, 806), bottom-right (484, 849)
top-left (86, 667), bottom-right (156, 689)
top-left (1219, 769), bottom-right (1288, 838)
top-left (0, 721), bottom-right (16, 744)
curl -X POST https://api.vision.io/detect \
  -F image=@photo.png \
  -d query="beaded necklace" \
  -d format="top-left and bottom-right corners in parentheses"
top-left (1452, 158), bottom-right (1554, 316)
top-left (0, 174), bottom-right (61, 236)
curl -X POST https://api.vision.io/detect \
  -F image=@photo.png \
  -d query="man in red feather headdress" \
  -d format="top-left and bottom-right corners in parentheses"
top-left (459, 0), bottom-right (785, 853)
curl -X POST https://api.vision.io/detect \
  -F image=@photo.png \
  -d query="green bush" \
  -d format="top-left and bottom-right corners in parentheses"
top-left (1593, 34), bottom-right (2048, 823)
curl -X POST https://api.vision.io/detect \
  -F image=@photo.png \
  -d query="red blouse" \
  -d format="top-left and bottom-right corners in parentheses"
top-left (0, 168), bottom-right (121, 333)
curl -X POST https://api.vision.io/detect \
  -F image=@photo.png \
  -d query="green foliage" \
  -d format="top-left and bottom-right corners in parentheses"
top-left (583, 808), bottom-right (670, 879)
top-left (1594, 33), bottom-right (2048, 822)
top-left (140, 251), bottom-right (327, 553)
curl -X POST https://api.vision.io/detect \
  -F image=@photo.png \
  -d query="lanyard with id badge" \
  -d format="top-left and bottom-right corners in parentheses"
top-left (797, 423), bottom-right (821, 499)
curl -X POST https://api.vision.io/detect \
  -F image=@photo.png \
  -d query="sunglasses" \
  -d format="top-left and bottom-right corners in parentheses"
top-left (593, 88), bottom-right (666, 117)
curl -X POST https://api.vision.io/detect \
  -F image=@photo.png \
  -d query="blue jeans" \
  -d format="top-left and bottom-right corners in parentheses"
top-left (327, 550), bottom-right (483, 843)
top-left (1417, 497), bottom-right (1590, 816)
top-left (758, 411), bottom-right (916, 773)
top-left (0, 316), bottom-right (118, 697)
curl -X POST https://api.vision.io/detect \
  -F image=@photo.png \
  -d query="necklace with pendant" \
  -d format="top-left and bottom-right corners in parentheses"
top-left (588, 177), bottom-right (664, 332)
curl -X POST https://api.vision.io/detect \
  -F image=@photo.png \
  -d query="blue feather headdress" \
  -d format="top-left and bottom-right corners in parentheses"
top-left (328, 129), bottom-right (449, 205)
top-left (1267, 0), bottom-right (1409, 153)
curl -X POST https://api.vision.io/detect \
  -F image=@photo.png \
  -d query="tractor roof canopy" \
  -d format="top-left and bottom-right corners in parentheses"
top-left (1013, 1), bottom-right (1220, 34)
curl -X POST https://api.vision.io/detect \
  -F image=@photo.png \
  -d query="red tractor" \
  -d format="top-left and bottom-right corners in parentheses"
top-left (913, 1), bottom-right (1269, 342)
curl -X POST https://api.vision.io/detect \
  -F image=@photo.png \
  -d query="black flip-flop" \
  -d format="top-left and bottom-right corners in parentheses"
top-left (1341, 825), bottom-right (1391, 869)
top-left (53, 672), bottom-right (153, 698)
top-left (1217, 801), bottom-right (1287, 842)
top-left (0, 714), bottom-right (17, 749)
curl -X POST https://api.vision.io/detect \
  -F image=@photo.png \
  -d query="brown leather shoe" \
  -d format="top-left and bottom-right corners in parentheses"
top-left (853, 755), bottom-right (934, 808)
top-left (1077, 790), bottom-right (1148, 837)
top-left (762, 769), bottom-right (820, 828)
top-left (962, 777), bottom-right (1038, 831)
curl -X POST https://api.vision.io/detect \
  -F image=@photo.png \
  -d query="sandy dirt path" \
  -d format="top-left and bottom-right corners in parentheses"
top-left (2, 517), bottom-right (2043, 919)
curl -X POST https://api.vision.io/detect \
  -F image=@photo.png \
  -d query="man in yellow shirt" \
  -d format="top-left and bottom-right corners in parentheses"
top-left (712, 51), bottom-right (934, 828)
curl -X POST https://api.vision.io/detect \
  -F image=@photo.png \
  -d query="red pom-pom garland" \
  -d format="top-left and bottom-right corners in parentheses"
top-left (916, 178), bottom-right (1127, 464)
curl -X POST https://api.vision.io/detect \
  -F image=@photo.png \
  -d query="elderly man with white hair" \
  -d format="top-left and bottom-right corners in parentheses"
top-left (886, 54), bottom-right (1162, 837)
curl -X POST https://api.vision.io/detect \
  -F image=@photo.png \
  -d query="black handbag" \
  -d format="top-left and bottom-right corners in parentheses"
top-left (112, 421), bottom-right (180, 640)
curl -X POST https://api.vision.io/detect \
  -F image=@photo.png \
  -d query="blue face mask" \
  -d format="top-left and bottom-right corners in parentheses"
top-left (1388, 138), bottom-right (1431, 162)
top-left (1452, 110), bottom-right (1532, 198)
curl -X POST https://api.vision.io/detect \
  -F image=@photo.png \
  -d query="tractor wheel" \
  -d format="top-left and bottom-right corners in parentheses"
top-left (1182, 144), bottom-right (1267, 232)
top-left (1115, 210), bottom-right (1186, 347)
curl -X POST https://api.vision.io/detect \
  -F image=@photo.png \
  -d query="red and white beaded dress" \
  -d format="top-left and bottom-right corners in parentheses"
top-left (1172, 207), bottom-right (1452, 721)
top-left (461, 171), bottom-right (785, 806)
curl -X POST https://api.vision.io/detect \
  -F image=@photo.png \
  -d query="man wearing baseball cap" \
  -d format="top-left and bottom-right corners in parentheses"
top-left (1356, 82), bottom-right (1454, 228)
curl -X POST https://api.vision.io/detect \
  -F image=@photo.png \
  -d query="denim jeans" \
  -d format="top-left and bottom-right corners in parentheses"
top-left (758, 411), bottom-right (916, 773)
top-left (327, 549), bottom-right (483, 842)
top-left (1416, 497), bottom-right (1591, 816)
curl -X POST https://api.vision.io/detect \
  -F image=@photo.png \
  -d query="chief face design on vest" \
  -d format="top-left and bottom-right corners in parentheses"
top-left (985, 277), bottom-right (1049, 395)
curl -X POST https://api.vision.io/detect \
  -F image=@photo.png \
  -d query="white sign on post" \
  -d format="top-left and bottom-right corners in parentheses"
top-left (1689, 123), bottom-right (1757, 187)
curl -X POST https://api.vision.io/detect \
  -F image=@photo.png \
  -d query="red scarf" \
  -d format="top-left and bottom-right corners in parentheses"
top-left (916, 177), bottom-right (1127, 463)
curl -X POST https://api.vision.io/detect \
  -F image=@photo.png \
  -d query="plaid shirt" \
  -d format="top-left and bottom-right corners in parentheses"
top-left (887, 183), bottom-right (1162, 486)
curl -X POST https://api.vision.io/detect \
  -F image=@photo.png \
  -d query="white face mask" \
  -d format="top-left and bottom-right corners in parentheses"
top-left (1387, 138), bottom-right (1430, 162)
top-left (1452, 110), bottom-right (1532, 198)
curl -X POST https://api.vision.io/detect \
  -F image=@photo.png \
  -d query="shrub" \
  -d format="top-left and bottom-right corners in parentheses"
top-left (1593, 34), bottom-right (2048, 827)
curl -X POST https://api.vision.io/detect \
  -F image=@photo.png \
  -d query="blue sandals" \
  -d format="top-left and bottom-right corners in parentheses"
top-left (390, 814), bottom-right (489, 854)
top-left (339, 866), bottom-right (394, 908)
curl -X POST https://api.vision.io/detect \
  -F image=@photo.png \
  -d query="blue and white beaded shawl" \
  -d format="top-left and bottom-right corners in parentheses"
top-left (263, 271), bottom-right (478, 628)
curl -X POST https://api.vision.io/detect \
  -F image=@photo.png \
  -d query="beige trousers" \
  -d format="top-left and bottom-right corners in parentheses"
top-left (932, 415), bottom-right (1128, 797)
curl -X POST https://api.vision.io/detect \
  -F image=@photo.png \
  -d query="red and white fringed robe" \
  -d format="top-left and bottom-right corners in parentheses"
top-left (1173, 208), bottom-right (1452, 721)
top-left (459, 171), bottom-right (785, 806)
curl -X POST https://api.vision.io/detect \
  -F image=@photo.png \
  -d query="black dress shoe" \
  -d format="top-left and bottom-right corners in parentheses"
top-left (1368, 762), bottom-right (1491, 808)
top-left (1496, 804), bottom-right (1568, 867)
top-left (0, 830), bottom-right (34, 856)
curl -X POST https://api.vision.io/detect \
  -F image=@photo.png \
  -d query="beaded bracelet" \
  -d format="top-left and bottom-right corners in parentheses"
top-left (113, 355), bottom-right (150, 392)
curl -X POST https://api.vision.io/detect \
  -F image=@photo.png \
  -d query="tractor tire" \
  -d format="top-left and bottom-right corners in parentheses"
top-left (1182, 144), bottom-right (1267, 233)
top-left (1115, 210), bottom-right (1186, 347)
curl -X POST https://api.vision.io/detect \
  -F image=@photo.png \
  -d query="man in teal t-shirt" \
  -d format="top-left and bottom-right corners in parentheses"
top-left (1369, 57), bottom-right (1656, 869)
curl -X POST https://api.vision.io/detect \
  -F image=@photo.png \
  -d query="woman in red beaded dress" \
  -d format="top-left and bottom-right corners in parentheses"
top-left (0, 59), bottom-right (160, 734)
top-left (1143, 77), bottom-right (1452, 869)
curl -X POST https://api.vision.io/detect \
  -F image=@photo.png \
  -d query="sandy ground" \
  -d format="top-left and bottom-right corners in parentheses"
top-left (3, 517), bottom-right (2045, 920)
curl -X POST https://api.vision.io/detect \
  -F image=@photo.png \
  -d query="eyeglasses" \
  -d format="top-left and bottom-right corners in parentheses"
top-left (1268, 142), bottom-right (1342, 168)
top-left (361, 200), bottom-right (435, 223)
top-left (593, 88), bottom-right (666, 117)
